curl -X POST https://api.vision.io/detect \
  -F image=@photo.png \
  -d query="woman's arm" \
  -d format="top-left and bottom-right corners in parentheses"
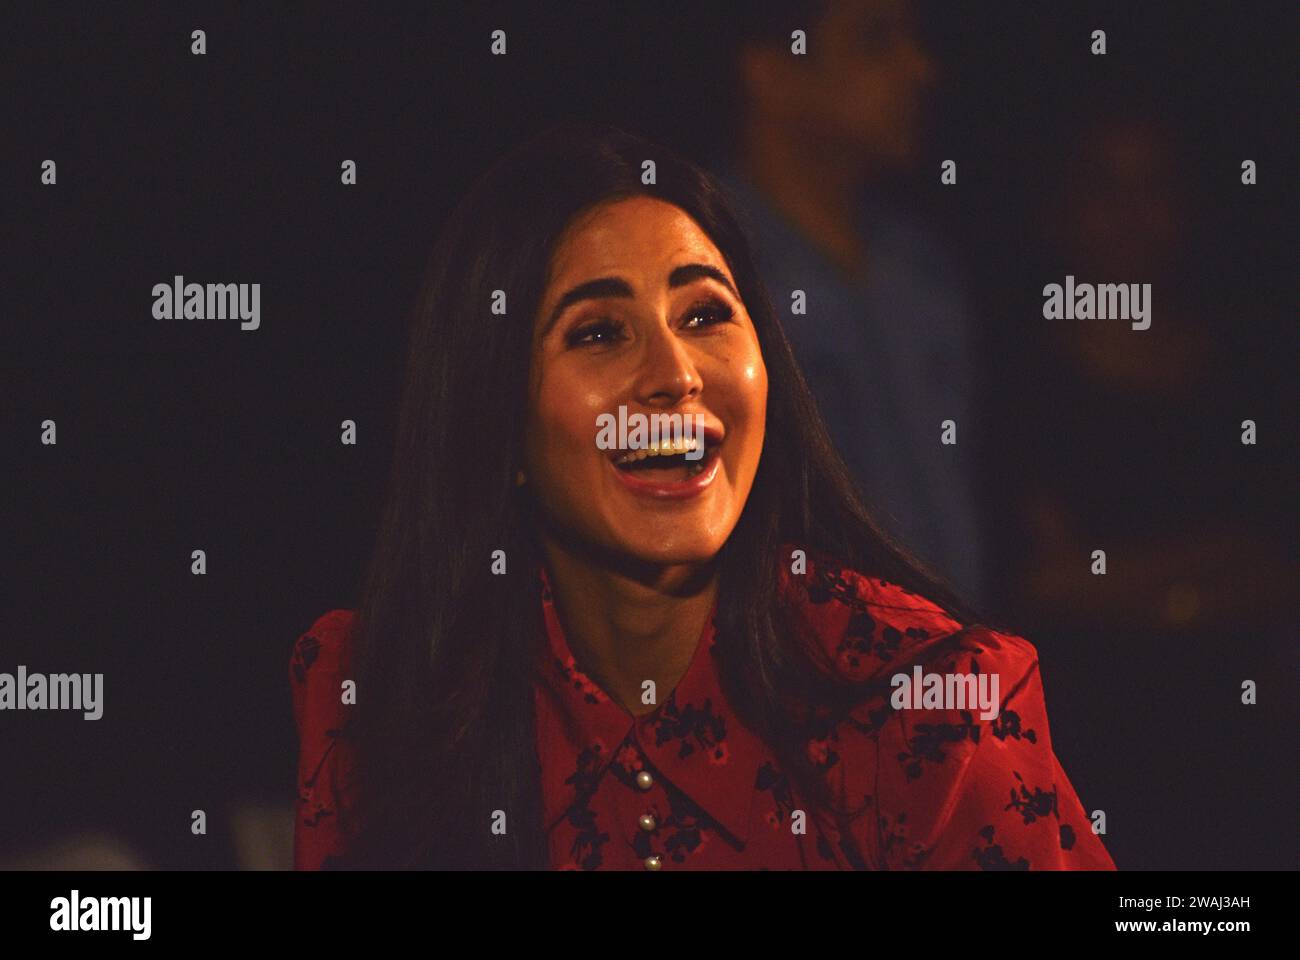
top-left (864, 628), bottom-right (1115, 870)
top-left (289, 610), bottom-right (359, 870)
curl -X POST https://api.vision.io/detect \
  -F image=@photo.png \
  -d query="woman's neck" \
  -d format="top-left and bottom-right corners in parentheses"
top-left (540, 538), bottom-right (719, 718)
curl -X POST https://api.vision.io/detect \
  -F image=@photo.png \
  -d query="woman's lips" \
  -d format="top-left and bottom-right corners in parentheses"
top-left (607, 443), bottom-right (722, 500)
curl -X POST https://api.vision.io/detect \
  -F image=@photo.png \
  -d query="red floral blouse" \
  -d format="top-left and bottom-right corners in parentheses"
top-left (290, 553), bottom-right (1116, 870)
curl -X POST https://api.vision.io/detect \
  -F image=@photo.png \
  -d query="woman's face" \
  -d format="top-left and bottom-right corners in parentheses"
top-left (524, 195), bottom-right (768, 569)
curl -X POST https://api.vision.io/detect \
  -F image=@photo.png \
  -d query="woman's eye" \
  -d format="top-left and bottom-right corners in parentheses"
top-left (683, 300), bottom-right (734, 329)
top-left (566, 318), bottom-right (625, 347)
top-left (565, 301), bottom-right (732, 346)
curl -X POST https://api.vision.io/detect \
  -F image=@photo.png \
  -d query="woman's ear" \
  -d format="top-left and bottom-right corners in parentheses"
top-left (515, 468), bottom-right (527, 486)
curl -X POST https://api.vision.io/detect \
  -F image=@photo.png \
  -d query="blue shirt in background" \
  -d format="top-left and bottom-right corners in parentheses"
top-left (711, 162), bottom-right (986, 607)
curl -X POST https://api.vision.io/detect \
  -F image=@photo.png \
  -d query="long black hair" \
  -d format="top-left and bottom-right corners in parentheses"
top-left (341, 120), bottom-right (988, 869)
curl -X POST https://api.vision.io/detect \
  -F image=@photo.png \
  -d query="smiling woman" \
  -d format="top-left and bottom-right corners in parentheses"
top-left (524, 193), bottom-right (766, 571)
top-left (289, 120), bottom-right (1116, 871)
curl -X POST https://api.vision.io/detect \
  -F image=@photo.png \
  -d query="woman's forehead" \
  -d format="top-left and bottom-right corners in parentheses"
top-left (548, 196), bottom-right (729, 285)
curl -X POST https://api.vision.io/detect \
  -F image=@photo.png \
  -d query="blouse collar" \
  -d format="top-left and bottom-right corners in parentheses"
top-left (535, 565), bottom-right (772, 848)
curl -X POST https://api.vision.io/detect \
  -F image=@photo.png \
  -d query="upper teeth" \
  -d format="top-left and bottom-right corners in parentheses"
top-left (612, 437), bottom-right (701, 465)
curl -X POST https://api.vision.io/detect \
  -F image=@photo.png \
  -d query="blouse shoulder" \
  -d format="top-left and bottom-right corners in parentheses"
top-left (776, 548), bottom-right (1115, 870)
top-left (861, 625), bottom-right (1115, 870)
top-left (776, 546), bottom-right (971, 683)
top-left (289, 609), bottom-right (359, 870)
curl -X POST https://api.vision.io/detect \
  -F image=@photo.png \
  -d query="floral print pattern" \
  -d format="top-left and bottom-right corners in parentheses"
top-left (291, 550), bottom-right (1116, 870)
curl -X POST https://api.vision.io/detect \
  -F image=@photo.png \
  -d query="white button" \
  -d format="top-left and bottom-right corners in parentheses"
top-left (644, 855), bottom-right (662, 871)
top-left (638, 814), bottom-right (656, 832)
top-left (635, 771), bottom-right (654, 791)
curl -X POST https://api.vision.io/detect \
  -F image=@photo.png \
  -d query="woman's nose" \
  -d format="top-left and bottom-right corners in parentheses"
top-left (632, 322), bottom-right (701, 407)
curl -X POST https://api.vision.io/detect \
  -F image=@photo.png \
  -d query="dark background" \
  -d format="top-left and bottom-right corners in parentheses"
top-left (4, 1), bottom-right (1295, 869)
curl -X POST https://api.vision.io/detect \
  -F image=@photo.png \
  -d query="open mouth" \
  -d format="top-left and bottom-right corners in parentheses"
top-left (609, 430), bottom-right (722, 484)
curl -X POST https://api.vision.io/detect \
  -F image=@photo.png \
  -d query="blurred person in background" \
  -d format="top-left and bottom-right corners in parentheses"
top-left (709, 0), bottom-right (988, 608)
top-left (990, 106), bottom-right (1296, 868)
top-left (1007, 111), bottom-right (1294, 635)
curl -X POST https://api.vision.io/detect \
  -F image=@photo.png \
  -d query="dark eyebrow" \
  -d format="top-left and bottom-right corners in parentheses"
top-left (541, 262), bottom-right (740, 338)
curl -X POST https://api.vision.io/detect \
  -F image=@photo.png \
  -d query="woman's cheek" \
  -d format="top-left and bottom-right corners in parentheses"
top-left (549, 408), bottom-right (601, 494)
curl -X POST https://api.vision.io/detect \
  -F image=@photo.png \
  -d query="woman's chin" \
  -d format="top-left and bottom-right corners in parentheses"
top-left (607, 531), bottom-right (726, 572)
